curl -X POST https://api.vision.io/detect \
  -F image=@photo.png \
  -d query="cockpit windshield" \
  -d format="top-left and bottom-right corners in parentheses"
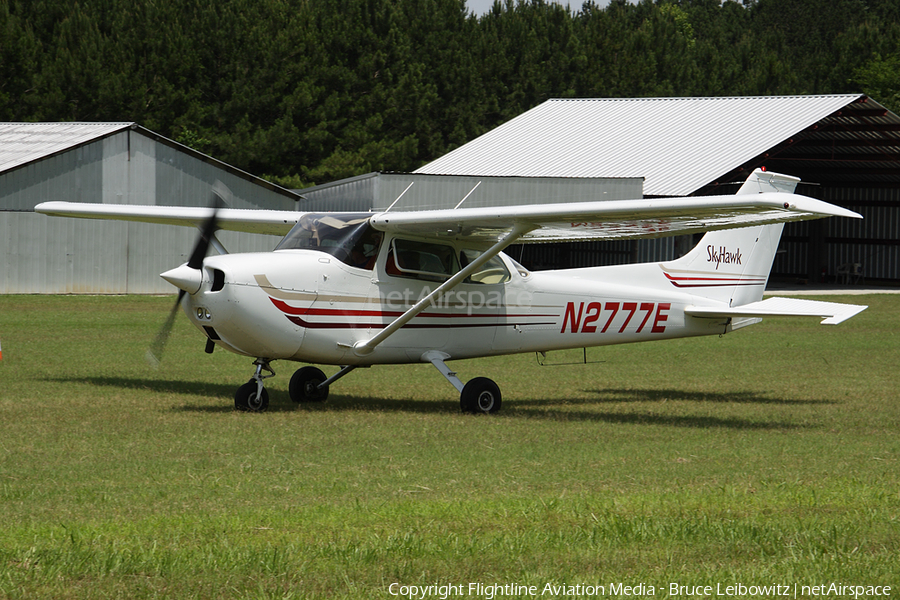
top-left (275, 213), bottom-right (383, 270)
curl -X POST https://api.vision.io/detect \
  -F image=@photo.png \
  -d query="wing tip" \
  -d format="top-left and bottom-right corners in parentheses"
top-left (819, 304), bottom-right (868, 325)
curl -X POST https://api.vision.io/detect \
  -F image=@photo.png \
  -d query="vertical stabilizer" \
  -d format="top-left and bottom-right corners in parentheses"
top-left (662, 169), bottom-right (795, 307)
top-left (735, 169), bottom-right (800, 195)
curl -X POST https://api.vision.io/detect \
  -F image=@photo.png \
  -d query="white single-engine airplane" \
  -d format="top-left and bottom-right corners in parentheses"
top-left (36, 169), bottom-right (867, 413)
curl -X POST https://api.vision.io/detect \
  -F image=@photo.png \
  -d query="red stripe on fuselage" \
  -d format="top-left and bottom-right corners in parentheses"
top-left (269, 297), bottom-right (555, 329)
top-left (663, 272), bottom-right (764, 288)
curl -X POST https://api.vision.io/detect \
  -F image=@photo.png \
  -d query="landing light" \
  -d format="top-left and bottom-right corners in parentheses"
top-left (196, 307), bottom-right (211, 320)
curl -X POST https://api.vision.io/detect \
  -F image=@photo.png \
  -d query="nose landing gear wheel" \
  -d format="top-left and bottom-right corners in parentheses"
top-left (235, 380), bottom-right (269, 412)
top-left (290, 366), bottom-right (329, 403)
top-left (235, 358), bottom-right (274, 412)
top-left (460, 377), bottom-right (501, 414)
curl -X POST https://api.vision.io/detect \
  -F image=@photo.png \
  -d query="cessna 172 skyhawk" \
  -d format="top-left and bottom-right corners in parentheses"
top-left (36, 169), bottom-right (867, 413)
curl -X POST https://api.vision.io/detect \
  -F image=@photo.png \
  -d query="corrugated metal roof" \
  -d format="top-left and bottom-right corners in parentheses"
top-left (1, 122), bottom-right (304, 202)
top-left (416, 95), bottom-right (864, 196)
top-left (0, 122), bottom-right (133, 173)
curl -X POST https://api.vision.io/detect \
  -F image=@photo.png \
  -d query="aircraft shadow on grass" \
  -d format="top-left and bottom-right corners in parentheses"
top-left (51, 376), bottom-right (819, 429)
top-left (574, 388), bottom-right (835, 406)
top-left (48, 375), bottom-right (234, 397)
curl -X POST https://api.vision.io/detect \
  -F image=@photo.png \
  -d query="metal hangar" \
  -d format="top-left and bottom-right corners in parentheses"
top-left (5, 94), bottom-right (899, 293)
top-left (1, 122), bottom-right (301, 293)
top-left (415, 94), bottom-right (900, 284)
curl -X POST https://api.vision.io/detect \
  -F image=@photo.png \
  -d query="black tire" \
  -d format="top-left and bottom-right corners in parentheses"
top-left (235, 379), bottom-right (269, 412)
top-left (460, 377), bottom-right (501, 414)
top-left (289, 366), bottom-right (329, 403)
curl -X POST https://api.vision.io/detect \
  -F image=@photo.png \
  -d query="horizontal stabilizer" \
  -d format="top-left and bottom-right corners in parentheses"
top-left (686, 297), bottom-right (867, 325)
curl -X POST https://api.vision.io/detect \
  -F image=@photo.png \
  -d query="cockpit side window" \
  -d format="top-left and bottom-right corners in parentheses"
top-left (347, 227), bottom-right (383, 270)
top-left (275, 213), bottom-right (382, 270)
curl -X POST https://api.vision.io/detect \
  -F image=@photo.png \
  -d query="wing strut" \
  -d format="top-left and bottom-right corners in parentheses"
top-left (352, 222), bottom-right (535, 356)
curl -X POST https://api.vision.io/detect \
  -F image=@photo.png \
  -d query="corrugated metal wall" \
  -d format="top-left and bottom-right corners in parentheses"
top-left (296, 173), bottom-right (379, 212)
top-left (1, 129), bottom-right (293, 293)
top-left (2, 139), bottom-right (103, 211)
top-left (297, 173), bottom-right (644, 213)
top-left (827, 187), bottom-right (900, 282)
top-left (374, 173), bottom-right (643, 212)
top-left (514, 237), bottom-right (675, 271)
top-left (773, 187), bottom-right (900, 283)
top-left (0, 213), bottom-right (281, 294)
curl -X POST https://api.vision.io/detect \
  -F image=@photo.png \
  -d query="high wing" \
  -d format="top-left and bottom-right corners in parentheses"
top-left (34, 201), bottom-right (300, 236)
top-left (37, 190), bottom-right (860, 243)
top-left (370, 192), bottom-right (861, 243)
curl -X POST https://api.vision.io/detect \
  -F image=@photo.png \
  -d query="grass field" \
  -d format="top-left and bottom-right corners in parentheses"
top-left (0, 294), bottom-right (898, 599)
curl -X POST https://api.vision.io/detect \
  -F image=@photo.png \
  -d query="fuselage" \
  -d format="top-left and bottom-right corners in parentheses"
top-left (180, 232), bottom-right (728, 366)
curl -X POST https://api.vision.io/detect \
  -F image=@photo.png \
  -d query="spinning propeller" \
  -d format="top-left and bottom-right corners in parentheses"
top-left (146, 185), bottom-right (228, 366)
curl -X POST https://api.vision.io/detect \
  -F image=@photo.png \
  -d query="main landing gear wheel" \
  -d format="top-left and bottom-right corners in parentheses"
top-left (460, 377), bottom-right (501, 414)
top-left (235, 379), bottom-right (269, 412)
top-left (290, 366), bottom-right (329, 403)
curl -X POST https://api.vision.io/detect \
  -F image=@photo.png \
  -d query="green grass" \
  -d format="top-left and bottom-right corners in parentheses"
top-left (0, 294), bottom-right (898, 599)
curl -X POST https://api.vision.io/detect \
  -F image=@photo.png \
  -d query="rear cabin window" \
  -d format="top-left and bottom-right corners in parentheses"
top-left (460, 249), bottom-right (511, 284)
top-left (386, 239), bottom-right (459, 282)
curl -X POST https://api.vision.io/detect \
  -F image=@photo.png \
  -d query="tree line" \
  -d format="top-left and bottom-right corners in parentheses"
top-left (1, 0), bottom-right (898, 188)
